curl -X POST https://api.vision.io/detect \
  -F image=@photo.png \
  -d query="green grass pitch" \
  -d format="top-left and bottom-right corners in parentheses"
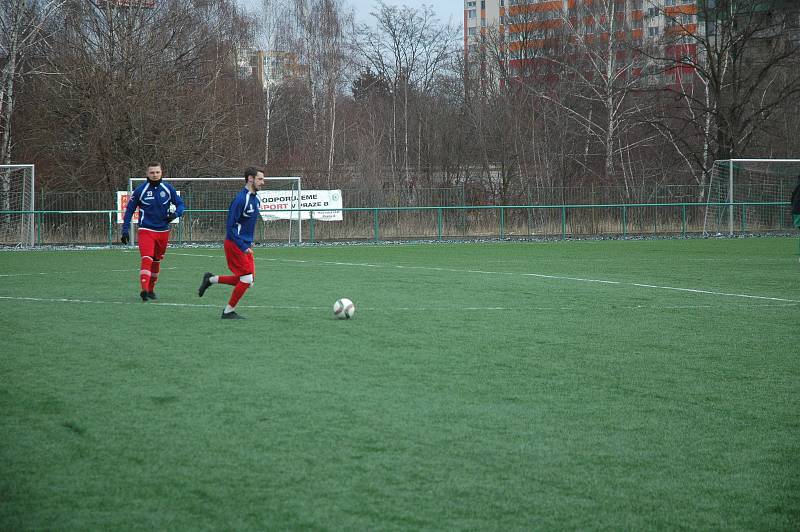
top-left (1, 238), bottom-right (799, 530)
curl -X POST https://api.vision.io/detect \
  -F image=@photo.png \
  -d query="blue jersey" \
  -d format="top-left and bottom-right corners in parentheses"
top-left (226, 188), bottom-right (261, 252)
top-left (122, 180), bottom-right (185, 234)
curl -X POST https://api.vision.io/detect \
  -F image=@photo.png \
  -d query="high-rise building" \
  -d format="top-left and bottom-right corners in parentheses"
top-left (464, 0), bottom-right (703, 86)
top-left (238, 50), bottom-right (309, 90)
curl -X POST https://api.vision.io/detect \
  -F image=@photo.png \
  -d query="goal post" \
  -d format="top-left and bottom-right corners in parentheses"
top-left (0, 164), bottom-right (35, 246)
top-left (703, 159), bottom-right (800, 236)
top-left (126, 176), bottom-right (303, 244)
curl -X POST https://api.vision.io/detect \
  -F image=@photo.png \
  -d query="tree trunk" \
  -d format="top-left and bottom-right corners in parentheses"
top-left (327, 89), bottom-right (336, 187)
top-left (264, 83), bottom-right (271, 166)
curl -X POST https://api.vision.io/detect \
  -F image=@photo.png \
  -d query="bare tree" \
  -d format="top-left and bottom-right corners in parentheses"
top-left (1, 0), bottom-right (64, 209)
top-left (356, 2), bottom-right (455, 194)
top-left (643, 0), bottom-right (800, 181)
top-left (16, 0), bottom-right (258, 190)
top-left (539, 0), bottom-right (657, 184)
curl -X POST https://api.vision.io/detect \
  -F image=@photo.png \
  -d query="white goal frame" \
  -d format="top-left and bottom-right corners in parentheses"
top-left (704, 158), bottom-right (800, 236)
top-left (1, 164), bottom-right (35, 246)
top-left (127, 176), bottom-right (303, 244)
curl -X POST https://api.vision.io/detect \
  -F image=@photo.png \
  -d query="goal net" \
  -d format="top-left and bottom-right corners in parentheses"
top-left (0, 165), bottom-right (35, 246)
top-left (126, 176), bottom-right (303, 244)
top-left (703, 159), bottom-right (800, 236)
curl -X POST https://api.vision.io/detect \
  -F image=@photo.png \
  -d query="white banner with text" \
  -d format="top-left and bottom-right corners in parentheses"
top-left (257, 190), bottom-right (343, 221)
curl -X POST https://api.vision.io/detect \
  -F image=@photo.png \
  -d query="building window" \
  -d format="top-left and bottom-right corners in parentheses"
top-left (467, 1), bottom-right (476, 6)
top-left (647, 7), bottom-right (659, 17)
top-left (648, 26), bottom-right (660, 36)
top-left (468, 9), bottom-right (476, 18)
top-left (468, 27), bottom-right (477, 35)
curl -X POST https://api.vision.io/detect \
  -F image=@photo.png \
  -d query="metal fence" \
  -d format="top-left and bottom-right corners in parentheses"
top-left (2, 201), bottom-right (793, 246)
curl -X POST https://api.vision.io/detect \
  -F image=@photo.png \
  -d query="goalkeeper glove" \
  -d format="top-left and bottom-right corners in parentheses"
top-left (121, 233), bottom-right (129, 245)
top-left (166, 213), bottom-right (177, 222)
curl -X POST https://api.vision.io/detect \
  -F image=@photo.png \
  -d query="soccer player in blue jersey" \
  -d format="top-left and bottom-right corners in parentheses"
top-left (121, 162), bottom-right (185, 301)
top-left (197, 166), bottom-right (265, 319)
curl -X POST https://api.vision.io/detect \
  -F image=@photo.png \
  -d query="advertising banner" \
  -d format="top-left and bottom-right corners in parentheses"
top-left (258, 190), bottom-right (343, 221)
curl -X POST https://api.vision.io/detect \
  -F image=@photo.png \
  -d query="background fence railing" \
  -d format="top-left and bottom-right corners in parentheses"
top-left (1, 201), bottom-right (794, 246)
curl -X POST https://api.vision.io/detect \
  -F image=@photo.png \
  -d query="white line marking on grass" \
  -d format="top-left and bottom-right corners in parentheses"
top-left (0, 295), bottom-right (327, 310)
top-left (259, 258), bottom-right (800, 304)
top-left (169, 252), bottom-right (220, 259)
top-left (0, 267), bottom-right (177, 278)
top-left (0, 295), bottom-right (795, 312)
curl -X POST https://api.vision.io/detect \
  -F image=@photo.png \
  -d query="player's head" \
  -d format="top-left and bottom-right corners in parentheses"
top-left (146, 162), bottom-right (163, 183)
top-left (244, 166), bottom-right (265, 191)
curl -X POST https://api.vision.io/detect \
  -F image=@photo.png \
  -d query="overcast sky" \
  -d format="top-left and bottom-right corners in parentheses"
top-left (345, 0), bottom-right (462, 26)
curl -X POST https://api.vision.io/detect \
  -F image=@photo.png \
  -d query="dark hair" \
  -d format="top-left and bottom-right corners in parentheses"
top-left (147, 161), bottom-right (162, 170)
top-left (244, 166), bottom-right (263, 182)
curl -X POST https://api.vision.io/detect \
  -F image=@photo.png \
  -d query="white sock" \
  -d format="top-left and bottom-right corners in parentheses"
top-left (224, 305), bottom-right (235, 314)
top-left (211, 275), bottom-right (219, 284)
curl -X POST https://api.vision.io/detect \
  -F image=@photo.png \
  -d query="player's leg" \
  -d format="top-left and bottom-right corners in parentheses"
top-left (198, 240), bottom-right (239, 297)
top-left (220, 240), bottom-right (254, 319)
top-left (223, 273), bottom-right (253, 319)
top-left (219, 240), bottom-right (245, 285)
top-left (147, 232), bottom-right (169, 299)
top-left (137, 230), bottom-right (156, 301)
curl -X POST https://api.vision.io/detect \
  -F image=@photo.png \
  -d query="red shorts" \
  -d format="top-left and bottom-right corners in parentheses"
top-left (138, 229), bottom-right (169, 260)
top-left (224, 239), bottom-right (255, 277)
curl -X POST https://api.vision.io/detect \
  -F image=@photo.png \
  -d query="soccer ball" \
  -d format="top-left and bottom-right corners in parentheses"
top-left (333, 298), bottom-right (355, 319)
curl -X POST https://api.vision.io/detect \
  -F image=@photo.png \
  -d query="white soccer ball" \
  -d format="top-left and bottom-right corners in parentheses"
top-left (333, 298), bottom-right (355, 319)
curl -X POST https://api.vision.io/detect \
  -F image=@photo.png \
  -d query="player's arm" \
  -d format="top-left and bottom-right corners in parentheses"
top-left (121, 186), bottom-right (141, 242)
top-left (169, 185), bottom-right (185, 220)
top-left (226, 195), bottom-right (249, 252)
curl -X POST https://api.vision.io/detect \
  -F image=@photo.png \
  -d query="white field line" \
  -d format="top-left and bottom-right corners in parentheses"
top-left (0, 296), bottom-right (326, 310)
top-left (251, 258), bottom-right (800, 304)
top-left (0, 295), bottom-right (795, 311)
top-left (6, 252), bottom-right (796, 306)
top-left (0, 267), bottom-right (177, 278)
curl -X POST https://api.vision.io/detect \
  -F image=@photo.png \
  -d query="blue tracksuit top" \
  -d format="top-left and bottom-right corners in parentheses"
top-left (226, 188), bottom-right (261, 252)
top-left (122, 180), bottom-right (185, 234)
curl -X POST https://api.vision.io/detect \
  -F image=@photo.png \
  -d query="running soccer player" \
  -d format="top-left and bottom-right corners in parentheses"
top-left (197, 166), bottom-right (265, 319)
top-left (121, 162), bottom-right (185, 301)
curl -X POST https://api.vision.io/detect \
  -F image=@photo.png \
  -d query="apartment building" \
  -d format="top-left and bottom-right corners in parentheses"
top-left (464, 0), bottom-right (702, 86)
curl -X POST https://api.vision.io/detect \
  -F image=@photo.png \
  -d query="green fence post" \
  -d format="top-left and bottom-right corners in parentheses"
top-left (499, 206), bottom-right (505, 239)
top-left (622, 206), bottom-right (628, 238)
top-left (561, 206), bottom-right (566, 240)
top-left (373, 208), bottom-right (379, 243)
top-left (108, 211), bottom-right (113, 246)
top-left (681, 204), bottom-right (687, 238)
top-left (437, 208), bottom-right (442, 241)
top-left (309, 215), bottom-right (315, 243)
top-left (37, 210), bottom-right (42, 245)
